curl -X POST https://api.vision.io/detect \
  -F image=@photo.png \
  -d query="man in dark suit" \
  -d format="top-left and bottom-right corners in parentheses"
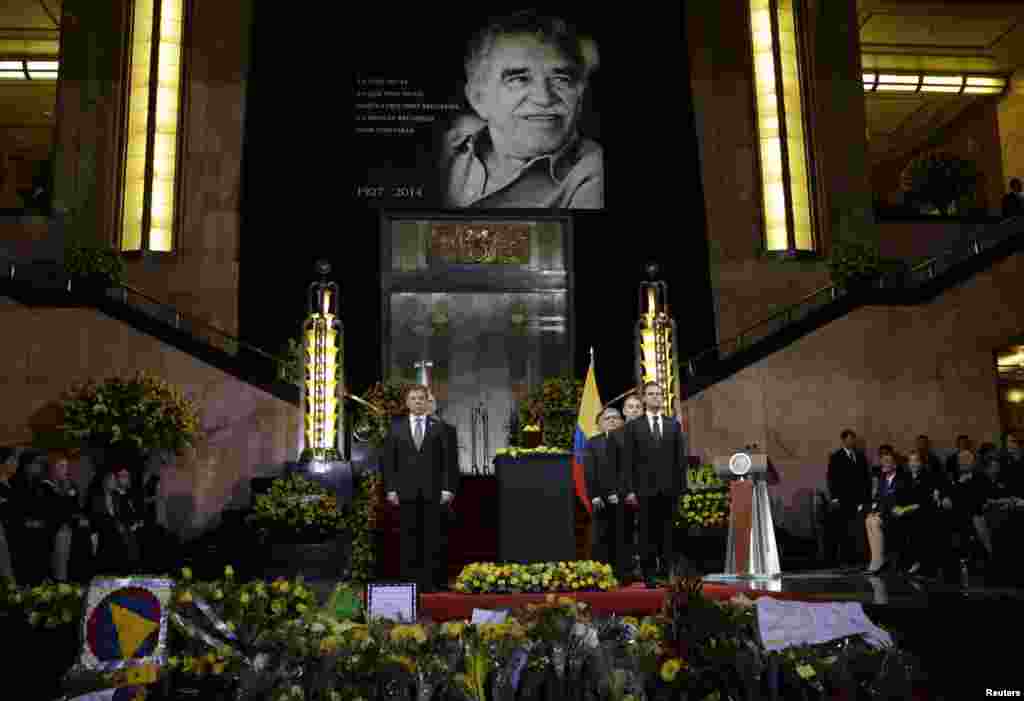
top-left (620, 382), bottom-right (688, 586)
top-left (382, 385), bottom-right (453, 593)
top-left (606, 393), bottom-right (644, 580)
top-left (825, 429), bottom-right (871, 567)
top-left (914, 435), bottom-right (944, 478)
top-left (584, 407), bottom-right (624, 567)
top-left (427, 393), bottom-right (460, 589)
top-left (944, 435), bottom-right (973, 482)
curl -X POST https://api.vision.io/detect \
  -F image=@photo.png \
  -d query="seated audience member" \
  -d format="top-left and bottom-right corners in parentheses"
top-left (977, 442), bottom-right (999, 467)
top-left (88, 469), bottom-right (141, 576)
top-left (945, 435), bottom-right (972, 482)
top-left (914, 435), bottom-right (944, 477)
top-left (1002, 432), bottom-right (1023, 496)
top-left (0, 448), bottom-right (16, 581)
top-left (936, 448), bottom-right (993, 576)
top-left (1002, 177), bottom-right (1024, 218)
top-left (861, 445), bottom-right (910, 574)
top-left (14, 451), bottom-right (50, 583)
top-left (37, 451), bottom-right (93, 582)
top-left (898, 450), bottom-right (941, 575)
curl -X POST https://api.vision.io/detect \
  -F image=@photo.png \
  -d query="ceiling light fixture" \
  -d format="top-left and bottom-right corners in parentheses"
top-left (0, 58), bottom-right (59, 80)
top-left (863, 72), bottom-right (1007, 95)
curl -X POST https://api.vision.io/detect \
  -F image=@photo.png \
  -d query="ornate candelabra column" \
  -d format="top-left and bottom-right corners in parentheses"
top-left (635, 263), bottom-right (682, 417)
top-left (301, 260), bottom-right (345, 467)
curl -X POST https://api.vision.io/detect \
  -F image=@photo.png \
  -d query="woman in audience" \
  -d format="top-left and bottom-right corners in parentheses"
top-left (37, 451), bottom-right (93, 582)
top-left (898, 450), bottom-right (941, 575)
top-left (0, 448), bottom-right (17, 581)
top-left (862, 445), bottom-right (910, 574)
top-left (13, 451), bottom-right (49, 583)
top-left (88, 468), bottom-right (140, 576)
top-left (1002, 433), bottom-right (1023, 496)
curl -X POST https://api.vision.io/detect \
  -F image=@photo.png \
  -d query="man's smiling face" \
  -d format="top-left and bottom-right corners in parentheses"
top-left (467, 33), bottom-right (585, 160)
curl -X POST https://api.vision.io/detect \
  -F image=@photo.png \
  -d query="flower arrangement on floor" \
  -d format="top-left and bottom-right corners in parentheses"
top-left (455, 561), bottom-right (617, 594)
top-left (247, 474), bottom-right (346, 543)
top-left (677, 463), bottom-right (730, 529)
top-left (1, 569), bottom-right (923, 700)
top-left (676, 490), bottom-right (730, 530)
top-left (60, 371), bottom-right (202, 453)
top-left (492, 445), bottom-right (569, 459)
top-left (512, 376), bottom-right (583, 451)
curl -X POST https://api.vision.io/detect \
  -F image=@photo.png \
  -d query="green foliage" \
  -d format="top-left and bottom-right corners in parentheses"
top-left (901, 150), bottom-right (978, 215)
top-left (247, 474), bottom-right (346, 543)
top-left (298, 448), bottom-right (340, 464)
top-left (64, 241), bottom-right (125, 285)
top-left (514, 376), bottom-right (583, 451)
top-left (276, 337), bottom-right (305, 389)
top-left (343, 471), bottom-right (381, 583)
top-left (351, 379), bottom-right (415, 445)
top-left (60, 371), bottom-right (201, 454)
top-left (826, 239), bottom-right (881, 288)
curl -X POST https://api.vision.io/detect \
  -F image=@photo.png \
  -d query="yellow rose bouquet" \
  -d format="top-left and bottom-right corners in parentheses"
top-left (454, 561), bottom-right (618, 594)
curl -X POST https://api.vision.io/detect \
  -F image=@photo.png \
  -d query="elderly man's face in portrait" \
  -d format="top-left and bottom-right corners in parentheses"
top-left (467, 33), bottom-right (585, 160)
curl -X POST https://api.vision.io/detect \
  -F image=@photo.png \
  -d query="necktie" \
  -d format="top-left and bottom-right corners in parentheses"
top-left (652, 416), bottom-right (661, 441)
top-left (414, 417), bottom-right (424, 449)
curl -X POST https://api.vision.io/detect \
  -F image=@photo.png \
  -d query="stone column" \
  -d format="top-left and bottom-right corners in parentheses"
top-left (997, 69), bottom-right (1024, 192)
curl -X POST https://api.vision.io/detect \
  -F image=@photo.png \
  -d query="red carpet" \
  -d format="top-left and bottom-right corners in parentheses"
top-left (421, 582), bottom-right (841, 622)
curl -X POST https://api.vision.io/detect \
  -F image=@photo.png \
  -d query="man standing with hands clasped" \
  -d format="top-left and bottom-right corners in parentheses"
top-left (382, 385), bottom-right (453, 593)
top-left (621, 382), bottom-right (688, 587)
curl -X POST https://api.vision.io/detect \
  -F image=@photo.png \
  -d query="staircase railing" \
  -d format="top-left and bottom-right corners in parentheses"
top-left (684, 214), bottom-right (1024, 388)
top-left (0, 252), bottom-right (298, 404)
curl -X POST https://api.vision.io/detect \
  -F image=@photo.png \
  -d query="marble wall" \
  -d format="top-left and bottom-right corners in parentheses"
top-left (684, 250), bottom-right (1024, 537)
top-left (0, 299), bottom-right (299, 539)
top-left (686, 0), bottom-right (874, 346)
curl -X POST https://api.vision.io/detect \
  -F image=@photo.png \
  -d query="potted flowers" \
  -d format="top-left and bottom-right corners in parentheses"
top-left (246, 474), bottom-right (350, 580)
top-left (63, 240), bottom-right (125, 295)
top-left (901, 150), bottom-right (978, 216)
top-left (827, 239), bottom-right (882, 292)
top-left (59, 371), bottom-right (201, 459)
top-left (521, 424), bottom-right (542, 449)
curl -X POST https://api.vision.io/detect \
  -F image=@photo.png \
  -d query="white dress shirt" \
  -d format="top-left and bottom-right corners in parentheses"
top-left (646, 412), bottom-right (664, 435)
top-left (388, 414), bottom-right (453, 502)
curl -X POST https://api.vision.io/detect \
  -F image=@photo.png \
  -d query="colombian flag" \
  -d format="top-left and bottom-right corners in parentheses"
top-left (573, 356), bottom-right (603, 515)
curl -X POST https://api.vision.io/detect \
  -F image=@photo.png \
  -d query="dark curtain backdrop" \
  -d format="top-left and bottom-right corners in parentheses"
top-left (239, 2), bottom-right (714, 400)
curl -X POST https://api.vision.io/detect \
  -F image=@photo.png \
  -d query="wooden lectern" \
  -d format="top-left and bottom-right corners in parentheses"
top-left (712, 452), bottom-right (781, 578)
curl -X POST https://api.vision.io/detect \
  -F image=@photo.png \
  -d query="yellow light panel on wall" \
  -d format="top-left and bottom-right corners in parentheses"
top-left (120, 0), bottom-right (184, 253)
top-left (749, 0), bottom-right (815, 254)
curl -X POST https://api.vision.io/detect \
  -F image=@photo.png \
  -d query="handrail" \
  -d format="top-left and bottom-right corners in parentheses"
top-left (0, 251), bottom-right (292, 374)
top-left (683, 214), bottom-right (1024, 378)
top-left (108, 282), bottom-right (284, 364)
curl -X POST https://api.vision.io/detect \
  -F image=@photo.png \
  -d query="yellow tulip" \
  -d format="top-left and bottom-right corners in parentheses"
top-left (660, 658), bottom-right (683, 683)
